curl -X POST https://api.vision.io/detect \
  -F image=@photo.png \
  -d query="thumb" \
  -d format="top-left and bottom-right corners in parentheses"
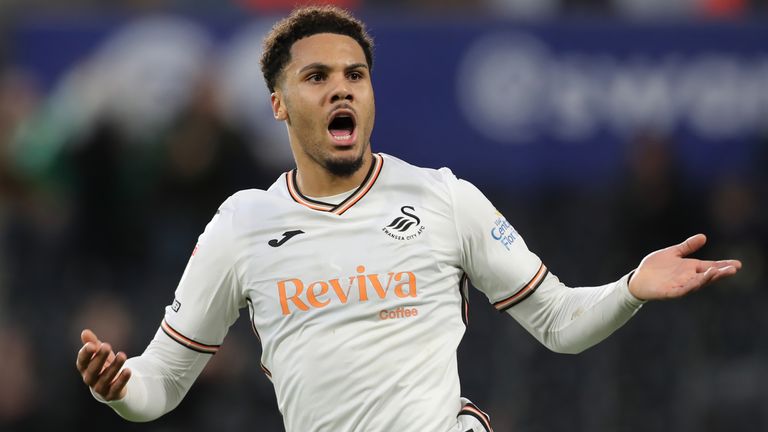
top-left (675, 234), bottom-right (707, 257)
top-left (81, 328), bottom-right (101, 345)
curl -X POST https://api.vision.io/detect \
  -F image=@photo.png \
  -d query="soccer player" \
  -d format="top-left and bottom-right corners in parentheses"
top-left (75, 6), bottom-right (742, 432)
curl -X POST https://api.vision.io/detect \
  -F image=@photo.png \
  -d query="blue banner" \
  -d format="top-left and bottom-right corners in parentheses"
top-left (10, 15), bottom-right (768, 188)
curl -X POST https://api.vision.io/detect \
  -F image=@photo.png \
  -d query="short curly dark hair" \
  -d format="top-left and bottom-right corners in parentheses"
top-left (260, 5), bottom-right (374, 93)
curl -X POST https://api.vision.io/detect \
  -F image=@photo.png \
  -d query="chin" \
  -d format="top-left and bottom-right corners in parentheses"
top-left (324, 152), bottom-right (365, 177)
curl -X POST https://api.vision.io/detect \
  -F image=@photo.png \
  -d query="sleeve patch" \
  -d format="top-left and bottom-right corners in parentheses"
top-left (490, 212), bottom-right (519, 251)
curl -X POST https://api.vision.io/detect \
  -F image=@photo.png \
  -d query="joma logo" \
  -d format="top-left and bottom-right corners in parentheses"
top-left (277, 265), bottom-right (417, 315)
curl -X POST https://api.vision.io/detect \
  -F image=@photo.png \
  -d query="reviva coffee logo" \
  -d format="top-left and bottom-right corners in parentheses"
top-left (277, 265), bottom-right (417, 315)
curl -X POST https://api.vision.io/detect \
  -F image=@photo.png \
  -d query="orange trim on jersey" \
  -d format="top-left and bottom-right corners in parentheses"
top-left (333, 154), bottom-right (383, 215)
top-left (161, 319), bottom-right (220, 354)
top-left (245, 298), bottom-right (270, 378)
top-left (285, 153), bottom-right (384, 215)
top-left (286, 170), bottom-right (335, 211)
top-left (493, 264), bottom-right (548, 311)
top-left (459, 403), bottom-right (493, 432)
top-left (459, 274), bottom-right (469, 326)
top-left (260, 362), bottom-right (273, 378)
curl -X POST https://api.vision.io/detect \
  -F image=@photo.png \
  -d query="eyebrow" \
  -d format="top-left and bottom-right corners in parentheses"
top-left (297, 62), bottom-right (369, 75)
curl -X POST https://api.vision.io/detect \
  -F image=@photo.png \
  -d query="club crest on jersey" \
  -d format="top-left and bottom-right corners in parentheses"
top-left (381, 205), bottom-right (426, 241)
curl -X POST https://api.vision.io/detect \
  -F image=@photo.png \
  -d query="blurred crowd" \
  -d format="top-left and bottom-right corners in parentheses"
top-left (0, 0), bottom-right (767, 18)
top-left (0, 2), bottom-right (767, 432)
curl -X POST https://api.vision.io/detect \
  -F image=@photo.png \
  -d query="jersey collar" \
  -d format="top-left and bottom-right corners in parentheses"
top-left (286, 153), bottom-right (384, 215)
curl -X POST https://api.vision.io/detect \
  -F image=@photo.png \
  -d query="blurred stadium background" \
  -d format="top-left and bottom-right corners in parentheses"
top-left (0, 0), bottom-right (766, 431)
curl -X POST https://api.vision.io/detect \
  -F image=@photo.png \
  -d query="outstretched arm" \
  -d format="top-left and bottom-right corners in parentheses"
top-left (76, 327), bottom-right (211, 422)
top-left (446, 175), bottom-right (742, 353)
top-left (74, 198), bottom-right (243, 421)
top-left (628, 234), bottom-right (741, 301)
top-left (507, 234), bottom-right (742, 354)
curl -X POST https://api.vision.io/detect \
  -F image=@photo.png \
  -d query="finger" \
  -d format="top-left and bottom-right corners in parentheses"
top-left (104, 348), bottom-right (117, 366)
top-left (82, 343), bottom-right (111, 386)
top-left (692, 266), bottom-right (718, 290)
top-left (93, 351), bottom-right (127, 396)
top-left (105, 368), bottom-right (132, 401)
top-left (81, 329), bottom-right (101, 346)
top-left (96, 343), bottom-right (117, 372)
top-left (709, 265), bottom-right (739, 283)
top-left (76, 342), bottom-right (98, 373)
top-left (96, 351), bottom-right (126, 387)
top-left (695, 264), bottom-right (739, 286)
top-left (699, 267), bottom-right (717, 288)
top-left (696, 259), bottom-right (742, 273)
top-left (717, 259), bottom-right (742, 270)
top-left (675, 234), bottom-right (707, 257)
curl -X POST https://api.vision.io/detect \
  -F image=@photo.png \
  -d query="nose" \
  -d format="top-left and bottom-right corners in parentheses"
top-left (330, 79), bottom-right (353, 104)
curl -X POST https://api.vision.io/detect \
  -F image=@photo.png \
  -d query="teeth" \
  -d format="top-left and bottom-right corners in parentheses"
top-left (333, 134), bottom-right (352, 140)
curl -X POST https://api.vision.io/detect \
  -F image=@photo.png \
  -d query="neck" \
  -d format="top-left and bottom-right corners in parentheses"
top-left (294, 151), bottom-right (373, 197)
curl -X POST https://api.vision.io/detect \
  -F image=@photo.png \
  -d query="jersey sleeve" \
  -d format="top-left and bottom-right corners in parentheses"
top-left (445, 172), bottom-right (545, 310)
top-left (162, 198), bottom-right (245, 354)
top-left (444, 173), bottom-right (645, 353)
top-left (95, 328), bottom-right (212, 422)
top-left (505, 271), bottom-right (644, 354)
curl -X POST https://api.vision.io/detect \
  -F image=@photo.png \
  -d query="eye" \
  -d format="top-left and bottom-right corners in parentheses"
top-left (348, 71), bottom-right (364, 81)
top-left (307, 73), bottom-right (326, 83)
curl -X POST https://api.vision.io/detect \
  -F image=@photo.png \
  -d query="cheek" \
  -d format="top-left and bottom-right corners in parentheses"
top-left (368, 88), bottom-right (376, 111)
top-left (367, 99), bottom-right (376, 128)
top-left (284, 91), bottom-right (312, 116)
top-left (371, 97), bottom-right (376, 119)
top-left (286, 101), bottom-right (318, 130)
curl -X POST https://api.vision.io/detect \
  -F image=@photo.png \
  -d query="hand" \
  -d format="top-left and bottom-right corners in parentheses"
top-left (76, 329), bottom-right (131, 401)
top-left (628, 234), bottom-right (741, 301)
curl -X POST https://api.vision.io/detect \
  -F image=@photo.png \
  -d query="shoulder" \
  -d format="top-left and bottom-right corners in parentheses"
top-left (221, 168), bottom-right (294, 210)
top-left (214, 187), bottom-right (287, 227)
top-left (220, 188), bottom-right (273, 211)
top-left (378, 155), bottom-right (493, 222)
top-left (379, 153), bottom-right (460, 189)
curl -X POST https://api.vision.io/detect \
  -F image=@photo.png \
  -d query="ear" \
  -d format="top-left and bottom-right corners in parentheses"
top-left (271, 92), bottom-right (287, 121)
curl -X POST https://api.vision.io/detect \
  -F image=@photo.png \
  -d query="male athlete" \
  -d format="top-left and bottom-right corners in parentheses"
top-left (76, 6), bottom-right (742, 432)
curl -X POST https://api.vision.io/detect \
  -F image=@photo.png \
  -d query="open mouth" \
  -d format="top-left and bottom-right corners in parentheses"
top-left (328, 113), bottom-right (356, 143)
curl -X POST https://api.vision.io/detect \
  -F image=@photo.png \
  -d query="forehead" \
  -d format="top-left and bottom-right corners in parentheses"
top-left (287, 33), bottom-right (367, 71)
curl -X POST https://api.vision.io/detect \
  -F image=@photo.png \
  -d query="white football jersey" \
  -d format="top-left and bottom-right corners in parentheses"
top-left (162, 153), bottom-right (543, 432)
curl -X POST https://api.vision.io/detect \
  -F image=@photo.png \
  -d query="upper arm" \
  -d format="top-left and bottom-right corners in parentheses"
top-left (447, 175), bottom-right (545, 311)
top-left (162, 200), bottom-right (245, 353)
